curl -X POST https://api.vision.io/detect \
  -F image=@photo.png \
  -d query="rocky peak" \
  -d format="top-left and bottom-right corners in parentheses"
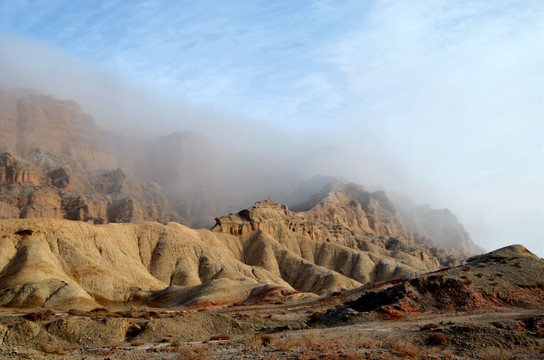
top-left (212, 198), bottom-right (296, 236)
top-left (252, 197), bottom-right (288, 210)
top-left (294, 181), bottom-right (414, 242)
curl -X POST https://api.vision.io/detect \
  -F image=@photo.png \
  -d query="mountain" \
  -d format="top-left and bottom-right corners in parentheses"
top-left (0, 92), bottom-right (487, 311)
top-left (0, 92), bottom-right (482, 257)
top-left (399, 204), bottom-right (484, 255)
top-left (291, 179), bottom-right (481, 257)
top-left (2, 91), bottom-right (540, 359)
top-left (292, 181), bottom-right (414, 241)
top-left (0, 196), bottom-right (453, 310)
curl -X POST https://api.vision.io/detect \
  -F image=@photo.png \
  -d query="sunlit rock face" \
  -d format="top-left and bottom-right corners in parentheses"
top-left (293, 181), bottom-right (414, 241)
top-left (0, 94), bottom-right (177, 224)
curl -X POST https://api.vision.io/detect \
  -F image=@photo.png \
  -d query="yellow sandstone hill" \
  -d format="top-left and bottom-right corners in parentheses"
top-left (0, 196), bottom-right (460, 310)
top-left (0, 93), bottom-right (484, 312)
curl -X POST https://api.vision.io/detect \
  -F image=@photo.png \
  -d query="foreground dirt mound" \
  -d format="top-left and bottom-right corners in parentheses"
top-left (317, 245), bottom-right (544, 325)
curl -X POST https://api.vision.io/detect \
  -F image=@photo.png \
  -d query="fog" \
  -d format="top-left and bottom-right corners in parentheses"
top-left (0, 32), bottom-right (413, 224)
top-left (0, 0), bottom-right (543, 258)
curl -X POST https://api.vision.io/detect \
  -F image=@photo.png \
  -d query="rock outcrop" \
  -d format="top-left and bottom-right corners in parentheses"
top-left (319, 245), bottom-right (544, 326)
top-left (292, 180), bottom-right (482, 257)
top-left (213, 198), bottom-right (457, 289)
top-left (0, 151), bottom-right (176, 224)
top-left (293, 181), bottom-right (413, 241)
top-left (0, 92), bottom-right (179, 224)
top-left (0, 152), bottom-right (48, 187)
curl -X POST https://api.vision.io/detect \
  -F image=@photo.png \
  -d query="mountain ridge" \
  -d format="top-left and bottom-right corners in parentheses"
top-left (0, 92), bottom-right (482, 258)
top-left (0, 92), bottom-right (490, 312)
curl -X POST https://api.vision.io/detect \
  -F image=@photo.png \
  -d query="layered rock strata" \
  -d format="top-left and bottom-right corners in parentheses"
top-left (0, 152), bottom-right (175, 224)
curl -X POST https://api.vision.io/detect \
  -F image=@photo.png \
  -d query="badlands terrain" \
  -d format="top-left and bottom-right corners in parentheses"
top-left (0, 91), bottom-right (542, 358)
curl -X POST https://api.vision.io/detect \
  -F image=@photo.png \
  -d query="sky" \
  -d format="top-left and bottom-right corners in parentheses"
top-left (0, 0), bottom-right (543, 256)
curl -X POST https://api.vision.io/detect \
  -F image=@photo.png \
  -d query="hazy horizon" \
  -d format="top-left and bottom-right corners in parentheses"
top-left (1, 1), bottom-right (542, 257)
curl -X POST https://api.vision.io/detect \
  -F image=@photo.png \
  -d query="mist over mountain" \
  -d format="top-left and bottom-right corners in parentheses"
top-left (0, 91), bottom-right (482, 260)
top-left (0, 4), bottom-right (542, 358)
top-left (1, 0), bottom-right (543, 258)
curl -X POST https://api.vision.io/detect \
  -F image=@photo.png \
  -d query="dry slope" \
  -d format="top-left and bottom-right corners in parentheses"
top-left (0, 196), bottom-right (466, 310)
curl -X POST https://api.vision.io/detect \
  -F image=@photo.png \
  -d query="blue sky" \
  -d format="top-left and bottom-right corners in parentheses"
top-left (1, 0), bottom-right (370, 130)
top-left (1, 0), bottom-right (543, 256)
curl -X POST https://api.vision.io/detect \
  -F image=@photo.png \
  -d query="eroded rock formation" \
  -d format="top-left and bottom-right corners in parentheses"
top-left (0, 152), bottom-right (176, 224)
top-left (0, 92), bottom-right (487, 310)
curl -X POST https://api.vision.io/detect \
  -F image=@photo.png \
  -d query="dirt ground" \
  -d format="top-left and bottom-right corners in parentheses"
top-left (0, 293), bottom-right (542, 360)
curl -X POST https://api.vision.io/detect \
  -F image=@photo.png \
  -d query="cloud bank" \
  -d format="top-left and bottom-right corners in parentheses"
top-left (1, 0), bottom-right (543, 256)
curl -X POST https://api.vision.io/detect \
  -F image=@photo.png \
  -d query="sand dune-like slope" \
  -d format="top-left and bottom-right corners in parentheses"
top-left (0, 196), bottom-right (459, 310)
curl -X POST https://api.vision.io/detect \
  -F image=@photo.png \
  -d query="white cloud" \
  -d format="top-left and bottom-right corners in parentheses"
top-left (327, 0), bottom-right (544, 255)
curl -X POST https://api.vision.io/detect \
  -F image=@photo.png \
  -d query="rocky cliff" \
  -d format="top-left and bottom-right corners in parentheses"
top-left (292, 179), bottom-right (482, 257)
top-left (0, 91), bottom-right (117, 170)
top-left (293, 181), bottom-right (414, 241)
top-left (212, 197), bottom-right (457, 285)
top-left (0, 92), bottom-right (179, 224)
top-left (0, 152), bottom-right (176, 224)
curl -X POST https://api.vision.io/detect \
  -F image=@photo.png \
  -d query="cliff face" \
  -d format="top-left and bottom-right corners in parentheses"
top-left (0, 152), bottom-right (48, 186)
top-left (0, 93), bottom-right (178, 224)
top-left (0, 92), bottom-right (117, 170)
top-left (291, 180), bottom-right (482, 257)
top-left (212, 197), bottom-right (456, 290)
top-left (0, 152), bottom-right (176, 224)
